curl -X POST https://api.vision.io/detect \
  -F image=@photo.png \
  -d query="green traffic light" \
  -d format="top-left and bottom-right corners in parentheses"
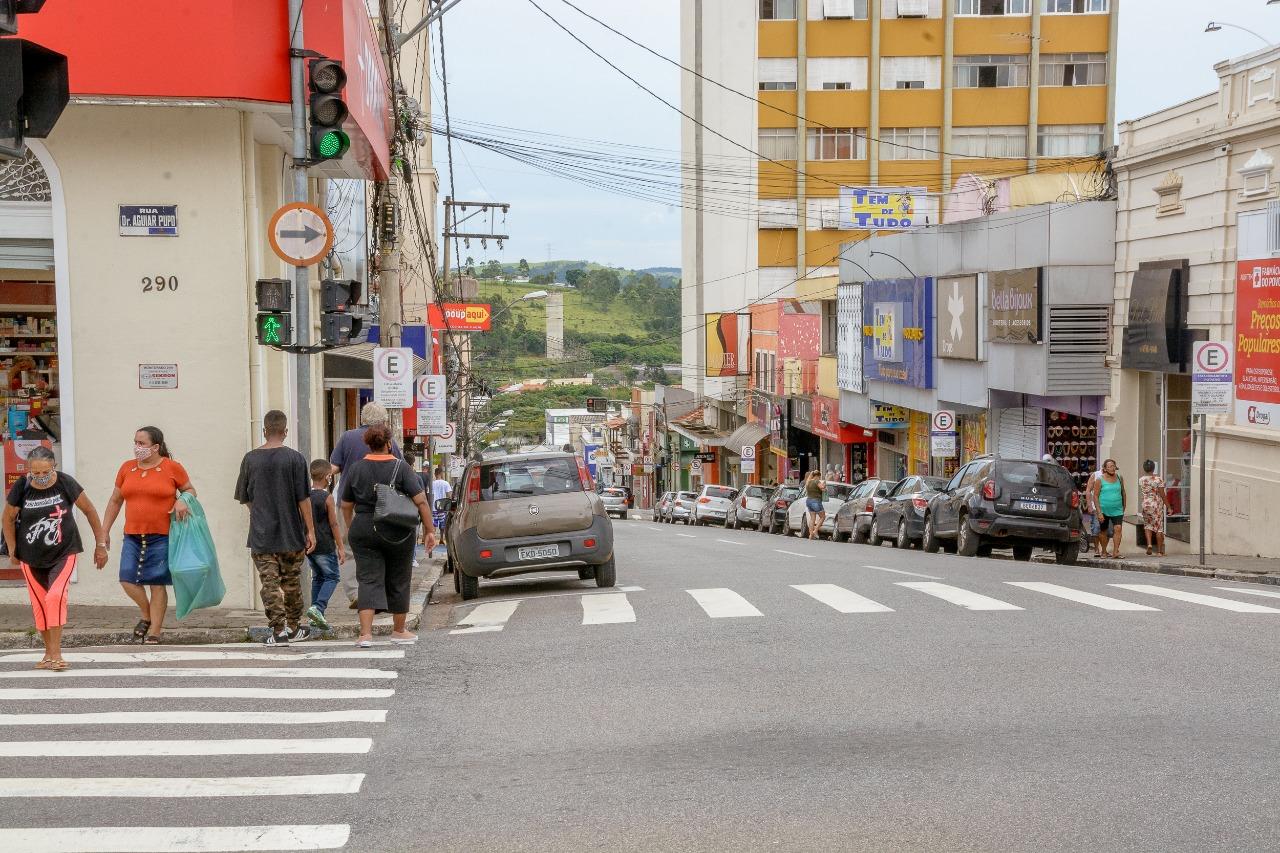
top-left (259, 315), bottom-right (284, 345)
top-left (317, 129), bottom-right (350, 159)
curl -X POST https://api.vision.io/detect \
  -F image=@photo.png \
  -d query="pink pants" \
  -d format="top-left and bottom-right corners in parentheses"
top-left (20, 554), bottom-right (75, 632)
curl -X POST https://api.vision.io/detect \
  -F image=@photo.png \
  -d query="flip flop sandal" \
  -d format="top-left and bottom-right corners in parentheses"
top-left (34, 658), bottom-right (52, 670)
top-left (389, 635), bottom-right (418, 645)
top-left (132, 620), bottom-right (151, 641)
top-left (47, 660), bottom-right (69, 672)
top-left (143, 635), bottom-right (161, 645)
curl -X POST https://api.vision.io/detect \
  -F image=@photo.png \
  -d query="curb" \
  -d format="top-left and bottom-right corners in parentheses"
top-left (1029, 553), bottom-right (1280, 586)
top-left (0, 559), bottom-right (445, 649)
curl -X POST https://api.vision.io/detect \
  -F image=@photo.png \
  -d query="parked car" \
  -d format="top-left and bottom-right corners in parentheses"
top-left (600, 487), bottom-right (629, 519)
top-left (833, 478), bottom-right (894, 544)
top-left (442, 451), bottom-right (616, 601)
top-left (728, 485), bottom-right (770, 530)
top-left (922, 457), bottom-right (1082, 564)
top-left (671, 491), bottom-right (699, 524)
top-left (869, 476), bottom-right (949, 549)
top-left (692, 484), bottom-right (739, 526)
top-left (653, 491), bottom-right (675, 522)
top-left (785, 481), bottom-right (858, 538)
top-left (762, 484), bottom-right (802, 534)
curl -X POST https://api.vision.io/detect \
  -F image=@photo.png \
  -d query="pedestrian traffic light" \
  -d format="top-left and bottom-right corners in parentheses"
top-left (586, 397), bottom-right (608, 414)
top-left (0, 1), bottom-right (69, 159)
top-left (319, 278), bottom-right (361, 346)
top-left (308, 58), bottom-right (350, 164)
top-left (255, 278), bottom-right (293, 347)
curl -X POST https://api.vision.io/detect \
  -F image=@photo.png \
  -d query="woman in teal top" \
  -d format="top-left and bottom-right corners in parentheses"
top-left (1089, 458), bottom-right (1127, 559)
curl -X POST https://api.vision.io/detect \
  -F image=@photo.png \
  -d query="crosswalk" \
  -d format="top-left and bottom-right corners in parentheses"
top-left (444, 580), bottom-right (1280, 634)
top-left (0, 642), bottom-right (409, 851)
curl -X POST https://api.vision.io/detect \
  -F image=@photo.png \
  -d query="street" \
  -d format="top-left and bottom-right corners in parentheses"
top-left (3, 520), bottom-right (1280, 852)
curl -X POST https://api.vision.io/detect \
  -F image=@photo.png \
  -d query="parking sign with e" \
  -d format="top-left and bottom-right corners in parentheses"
top-left (373, 347), bottom-right (414, 408)
top-left (1192, 341), bottom-right (1233, 415)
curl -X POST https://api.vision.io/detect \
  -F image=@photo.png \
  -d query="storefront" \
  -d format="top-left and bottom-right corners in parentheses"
top-left (812, 393), bottom-right (874, 483)
top-left (787, 396), bottom-right (821, 479)
top-left (869, 402), bottom-right (910, 482)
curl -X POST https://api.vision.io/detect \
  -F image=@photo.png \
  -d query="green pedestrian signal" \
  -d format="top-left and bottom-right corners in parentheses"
top-left (254, 278), bottom-right (293, 347)
top-left (256, 312), bottom-right (292, 346)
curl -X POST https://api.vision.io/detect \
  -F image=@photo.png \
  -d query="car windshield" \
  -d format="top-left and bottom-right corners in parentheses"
top-left (704, 487), bottom-right (735, 499)
top-left (477, 458), bottom-right (582, 500)
top-left (824, 483), bottom-right (856, 501)
top-left (998, 462), bottom-right (1073, 489)
top-left (743, 486), bottom-right (767, 498)
top-left (779, 487), bottom-right (800, 499)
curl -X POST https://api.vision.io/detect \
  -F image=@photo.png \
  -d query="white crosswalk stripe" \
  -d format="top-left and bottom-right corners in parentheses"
top-left (1213, 586), bottom-right (1280, 600)
top-left (895, 582), bottom-right (1024, 611)
top-left (792, 584), bottom-right (893, 614)
top-left (581, 593), bottom-right (636, 624)
top-left (1005, 582), bottom-right (1160, 611)
top-left (0, 687), bottom-right (395, 701)
top-left (0, 738), bottom-right (373, 757)
top-left (1110, 584), bottom-right (1280, 613)
top-left (0, 774), bottom-right (365, 798)
top-left (0, 825), bottom-right (351, 852)
top-left (0, 650), bottom-right (404, 663)
top-left (0, 710), bottom-right (387, 726)
top-left (0, 666), bottom-right (397, 680)
top-left (687, 588), bottom-right (763, 618)
top-left (451, 600), bottom-right (522, 634)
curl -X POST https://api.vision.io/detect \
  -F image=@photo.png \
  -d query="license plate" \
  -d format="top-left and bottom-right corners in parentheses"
top-left (1016, 499), bottom-right (1049, 512)
top-left (517, 545), bottom-right (560, 561)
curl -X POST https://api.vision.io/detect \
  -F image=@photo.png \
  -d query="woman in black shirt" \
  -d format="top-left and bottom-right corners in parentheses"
top-left (2, 446), bottom-right (108, 670)
top-left (340, 424), bottom-right (436, 647)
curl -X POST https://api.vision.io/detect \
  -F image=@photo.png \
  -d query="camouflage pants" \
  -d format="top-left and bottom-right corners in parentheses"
top-left (253, 551), bottom-right (305, 633)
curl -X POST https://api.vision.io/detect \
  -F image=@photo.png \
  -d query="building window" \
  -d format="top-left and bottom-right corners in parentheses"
top-left (954, 54), bottom-right (1029, 88)
top-left (807, 127), bottom-right (867, 160)
top-left (1042, 0), bottom-right (1108, 12)
top-left (886, 0), bottom-right (937, 18)
top-left (758, 128), bottom-right (798, 159)
top-left (1238, 148), bottom-right (1276, 200)
top-left (807, 57), bottom-right (869, 91)
top-left (1036, 124), bottom-right (1103, 157)
top-left (956, 0), bottom-right (1030, 14)
top-left (880, 56), bottom-right (942, 90)
top-left (1039, 53), bottom-right (1107, 87)
top-left (880, 127), bottom-right (941, 160)
top-left (951, 126), bottom-right (1028, 158)
top-left (759, 58), bottom-right (798, 91)
top-left (806, 197), bottom-right (843, 229)
top-left (761, 0), bottom-right (798, 19)
top-left (759, 198), bottom-right (800, 228)
top-left (810, 0), bottom-right (869, 18)
top-left (822, 301), bottom-right (838, 356)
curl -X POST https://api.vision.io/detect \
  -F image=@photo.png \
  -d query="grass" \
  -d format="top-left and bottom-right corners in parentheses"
top-left (474, 280), bottom-right (652, 338)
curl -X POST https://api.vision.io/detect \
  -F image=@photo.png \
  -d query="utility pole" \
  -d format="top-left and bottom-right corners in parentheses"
top-left (288, 0), bottom-right (313, 455)
top-left (379, 176), bottom-right (404, 438)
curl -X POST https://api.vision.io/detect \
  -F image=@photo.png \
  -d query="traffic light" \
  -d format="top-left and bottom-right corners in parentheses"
top-left (586, 397), bottom-right (608, 414)
top-left (308, 58), bottom-right (350, 164)
top-left (255, 278), bottom-right (292, 347)
top-left (319, 278), bottom-right (361, 346)
top-left (0, 0), bottom-right (68, 159)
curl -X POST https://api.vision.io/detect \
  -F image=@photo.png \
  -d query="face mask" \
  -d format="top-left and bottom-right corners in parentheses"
top-left (134, 446), bottom-right (154, 461)
top-left (28, 472), bottom-right (54, 488)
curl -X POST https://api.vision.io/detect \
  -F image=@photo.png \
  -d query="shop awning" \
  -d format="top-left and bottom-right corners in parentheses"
top-left (669, 422), bottom-right (727, 447)
top-left (724, 423), bottom-right (768, 455)
top-left (322, 343), bottom-right (428, 390)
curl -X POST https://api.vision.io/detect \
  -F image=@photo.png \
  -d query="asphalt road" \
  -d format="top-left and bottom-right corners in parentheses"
top-left (1, 519), bottom-right (1278, 852)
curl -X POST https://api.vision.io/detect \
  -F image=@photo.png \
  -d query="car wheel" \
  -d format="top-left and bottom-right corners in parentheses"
top-left (459, 570), bottom-right (480, 601)
top-left (869, 517), bottom-right (882, 545)
top-left (922, 515), bottom-right (941, 553)
top-left (1012, 545), bottom-right (1033, 562)
top-left (852, 522), bottom-right (869, 545)
top-left (956, 516), bottom-right (981, 557)
top-left (976, 544), bottom-right (993, 558)
top-left (578, 567), bottom-right (593, 580)
top-left (452, 563), bottom-right (462, 594)
top-left (620, 511), bottom-right (627, 520)
top-left (595, 557), bottom-right (617, 588)
top-left (1055, 541), bottom-right (1080, 565)
top-left (896, 521), bottom-right (911, 550)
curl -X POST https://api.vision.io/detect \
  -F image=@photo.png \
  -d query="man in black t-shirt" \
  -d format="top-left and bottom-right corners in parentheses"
top-left (234, 410), bottom-right (316, 645)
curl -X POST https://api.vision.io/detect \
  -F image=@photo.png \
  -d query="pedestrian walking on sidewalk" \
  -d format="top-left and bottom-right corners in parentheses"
top-left (431, 466), bottom-right (452, 545)
top-left (1139, 459), bottom-right (1168, 557)
top-left (1088, 458), bottom-right (1127, 559)
top-left (304, 460), bottom-right (344, 632)
top-left (3, 448), bottom-right (108, 670)
top-left (234, 410), bottom-right (316, 646)
top-left (340, 423), bottom-right (436, 647)
top-left (803, 470), bottom-right (826, 540)
top-left (100, 426), bottom-right (196, 644)
top-left (329, 402), bottom-right (402, 479)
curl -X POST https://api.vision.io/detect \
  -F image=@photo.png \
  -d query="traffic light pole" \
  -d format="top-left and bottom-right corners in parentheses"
top-left (288, 0), bottom-right (313, 456)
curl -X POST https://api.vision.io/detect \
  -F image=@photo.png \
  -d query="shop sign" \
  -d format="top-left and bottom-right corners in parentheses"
top-left (936, 275), bottom-right (978, 360)
top-left (1123, 260), bottom-right (1189, 372)
top-left (811, 395), bottom-right (859, 444)
top-left (838, 186), bottom-right (927, 231)
top-left (1192, 342), bottom-right (1233, 416)
top-left (693, 452), bottom-right (717, 464)
top-left (987, 268), bottom-right (1042, 345)
top-left (930, 409), bottom-right (958, 457)
top-left (119, 205), bottom-right (177, 237)
top-left (705, 312), bottom-right (751, 377)
top-left (861, 278), bottom-right (933, 388)
top-left (427, 303), bottom-right (492, 332)
top-left (871, 402), bottom-right (908, 427)
top-left (1235, 259), bottom-right (1280, 428)
top-left (837, 283), bottom-right (864, 392)
top-left (790, 396), bottom-right (814, 432)
top-left (137, 363), bottom-right (178, 390)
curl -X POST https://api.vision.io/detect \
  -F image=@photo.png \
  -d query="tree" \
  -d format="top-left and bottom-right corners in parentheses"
top-left (518, 258), bottom-right (530, 276)
top-left (482, 259), bottom-right (503, 280)
top-left (581, 268), bottom-right (621, 305)
top-left (464, 256), bottom-right (476, 277)
top-left (565, 268), bottom-right (586, 288)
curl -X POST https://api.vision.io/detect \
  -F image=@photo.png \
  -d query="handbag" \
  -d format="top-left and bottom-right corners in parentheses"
top-left (373, 460), bottom-right (419, 543)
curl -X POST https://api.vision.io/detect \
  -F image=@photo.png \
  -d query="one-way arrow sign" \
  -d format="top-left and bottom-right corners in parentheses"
top-left (268, 202), bottom-right (334, 268)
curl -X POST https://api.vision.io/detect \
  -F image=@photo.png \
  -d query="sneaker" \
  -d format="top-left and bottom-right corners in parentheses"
top-left (305, 605), bottom-right (330, 631)
top-left (288, 625), bottom-right (312, 643)
top-left (263, 630), bottom-right (290, 646)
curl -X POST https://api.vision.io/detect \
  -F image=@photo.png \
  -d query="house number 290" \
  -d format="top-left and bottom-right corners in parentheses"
top-left (142, 276), bottom-right (178, 293)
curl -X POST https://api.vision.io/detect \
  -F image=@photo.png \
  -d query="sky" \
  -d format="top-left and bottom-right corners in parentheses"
top-left (431, 0), bottom-right (1280, 271)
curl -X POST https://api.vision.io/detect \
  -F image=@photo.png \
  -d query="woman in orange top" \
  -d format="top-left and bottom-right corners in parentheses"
top-left (100, 426), bottom-right (196, 643)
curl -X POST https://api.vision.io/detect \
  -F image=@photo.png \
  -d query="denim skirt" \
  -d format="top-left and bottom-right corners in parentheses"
top-left (805, 498), bottom-right (824, 513)
top-left (119, 533), bottom-right (172, 586)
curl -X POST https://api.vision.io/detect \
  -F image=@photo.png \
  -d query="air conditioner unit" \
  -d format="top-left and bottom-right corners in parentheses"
top-left (896, 0), bottom-right (928, 17)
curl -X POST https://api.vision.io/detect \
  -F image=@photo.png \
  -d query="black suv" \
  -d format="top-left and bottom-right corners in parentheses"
top-left (761, 484), bottom-right (802, 535)
top-left (922, 457), bottom-right (1082, 564)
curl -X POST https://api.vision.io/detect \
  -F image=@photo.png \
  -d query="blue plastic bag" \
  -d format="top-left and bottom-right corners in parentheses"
top-left (169, 493), bottom-right (226, 619)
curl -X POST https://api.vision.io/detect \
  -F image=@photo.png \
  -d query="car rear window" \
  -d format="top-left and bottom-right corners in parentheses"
top-left (678, 492), bottom-right (698, 500)
top-left (705, 487), bottom-right (735, 499)
top-left (743, 486), bottom-right (767, 498)
top-left (780, 487), bottom-right (800, 499)
top-left (997, 462), bottom-right (1073, 490)
top-left (921, 477), bottom-right (948, 490)
top-left (603, 489), bottom-right (626, 497)
top-left (824, 483), bottom-right (856, 501)
top-left (477, 458), bottom-right (582, 500)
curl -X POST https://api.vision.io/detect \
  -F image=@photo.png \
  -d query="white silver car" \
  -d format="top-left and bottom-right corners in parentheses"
top-left (692, 485), bottom-right (739, 526)
top-left (671, 491), bottom-right (698, 524)
top-left (599, 487), bottom-right (628, 519)
top-left (728, 485), bottom-right (770, 530)
top-left (785, 482), bottom-right (858, 539)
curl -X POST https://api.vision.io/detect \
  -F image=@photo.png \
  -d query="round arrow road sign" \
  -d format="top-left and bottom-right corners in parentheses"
top-left (268, 202), bottom-right (334, 267)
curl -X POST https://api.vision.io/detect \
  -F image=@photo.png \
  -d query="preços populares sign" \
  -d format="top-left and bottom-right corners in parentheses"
top-left (1235, 260), bottom-right (1280, 428)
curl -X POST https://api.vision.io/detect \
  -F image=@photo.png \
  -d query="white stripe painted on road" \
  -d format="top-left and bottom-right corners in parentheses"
top-left (676, 533), bottom-right (697, 538)
top-left (1005, 582), bottom-right (1160, 611)
top-left (863, 564), bottom-right (942, 580)
top-left (0, 738), bottom-right (372, 757)
top-left (715, 539), bottom-right (746, 546)
top-left (0, 710), bottom-right (387, 726)
top-left (1110, 584), bottom-right (1280, 613)
top-left (686, 588), bottom-right (763, 618)
top-left (1213, 586), bottom-right (1280, 600)
top-left (581, 593), bottom-right (636, 625)
top-left (0, 773), bottom-right (365, 798)
top-left (451, 600), bottom-right (521, 635)
top-left (0, 687), bottom-right (394, 701)
top-left (792, 584), bottom-right (894, 614)
top-left (0, 824), bottom-right (351, 852)
top-left (774, 549), bottom-right (813, 558)
top-left (0, 667), bottom-right (397, 681)
top-left (0, 650), bottom-right (403, 664)
top-left (896, 582), bottom-right (1024, 611)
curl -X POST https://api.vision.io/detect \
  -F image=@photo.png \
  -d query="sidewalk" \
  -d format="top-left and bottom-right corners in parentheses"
top-left (0, 556), bottom-right (445, 649)
top-left (1030, 537), bottom-right (1280, 586)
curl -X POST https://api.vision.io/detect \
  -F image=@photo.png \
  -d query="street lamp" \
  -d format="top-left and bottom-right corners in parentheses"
top-left (488, 290), bottom-right (550, 324)
top-left (1205, 21), bottom-right (1270, 45)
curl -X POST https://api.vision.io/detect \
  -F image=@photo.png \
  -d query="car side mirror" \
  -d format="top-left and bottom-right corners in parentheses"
top-left (434, 497), bottom-right (452, 512)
